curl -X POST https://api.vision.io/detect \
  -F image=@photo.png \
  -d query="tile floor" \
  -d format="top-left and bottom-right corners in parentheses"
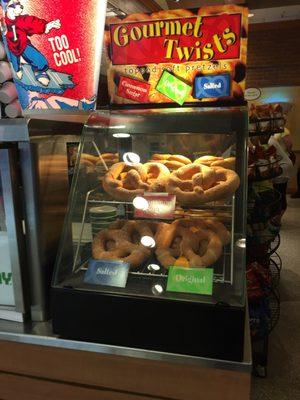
top-left (251, 197), bottom-right (300, 399)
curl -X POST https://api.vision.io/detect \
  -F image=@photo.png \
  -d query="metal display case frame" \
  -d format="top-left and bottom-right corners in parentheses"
top-left (0, 116), bottom-right (84, 321)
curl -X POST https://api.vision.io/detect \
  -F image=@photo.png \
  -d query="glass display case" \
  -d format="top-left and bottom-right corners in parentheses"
top-left (52, 107), bottom-right (248, 361)
top-left (0, 145), bottom-right (27, 322)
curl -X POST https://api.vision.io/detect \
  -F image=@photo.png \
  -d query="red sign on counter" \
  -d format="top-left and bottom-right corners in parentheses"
top-left (117, 76), bottom-right (150, 103)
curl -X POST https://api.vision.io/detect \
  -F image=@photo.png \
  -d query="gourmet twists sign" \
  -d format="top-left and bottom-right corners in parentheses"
top-left (105, 5), bottom-right (248, 105)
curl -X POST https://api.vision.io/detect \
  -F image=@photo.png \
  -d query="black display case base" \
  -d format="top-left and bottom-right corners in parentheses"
top-left (52, 287), bottom-right (245, 362)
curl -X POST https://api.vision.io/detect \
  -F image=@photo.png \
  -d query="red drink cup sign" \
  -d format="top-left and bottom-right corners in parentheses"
top-left (0, 0), bottom-right (107, 113)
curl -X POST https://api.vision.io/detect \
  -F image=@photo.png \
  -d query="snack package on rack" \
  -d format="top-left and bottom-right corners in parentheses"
top-left (248, 140), bottom-right (281, 181)
top-left (248, 103), bottom-right (285, 135)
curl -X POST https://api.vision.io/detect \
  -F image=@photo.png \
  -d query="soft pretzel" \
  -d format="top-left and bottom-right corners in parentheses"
top-left (194, 156), bottom-right (236, 170)
top-left (102, 153), bottom-right (119, 160)
top-left (179, 218), bottom-right (231, 246)
top-left (103, 162), bottom-right (170, 201)
top-left (143, 162), bottom-right (170, 192)
top-left (92, 220), bottom-right (156, 269)
top-left (148, 159), bottom-right (186, 171)
top-left (81, 153), bottom-right (99, 164)
top-left (194, 156), bottom-right (224, 166)
top-left (211, 157), bottom-right (236, 170)
top-left (103, 162), bottom-right (147, 201)
top-left (201, 167), bottom-right (240, 203)
top-left (155, 219), bottom-right (228, 268)
top-left (151, 154), bottom-right (191, 165)
top-left (167, 164), bottom-right (240, 205)
top-left (166, 164), bottom-right (216, 204)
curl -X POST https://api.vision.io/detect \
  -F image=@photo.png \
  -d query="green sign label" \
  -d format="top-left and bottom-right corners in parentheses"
top-left (167, 267), bottom-right (213, 295)
top-left (0, 272), bottom-right (12, 285)
top-left (156, 70), bottom-right (192, 105)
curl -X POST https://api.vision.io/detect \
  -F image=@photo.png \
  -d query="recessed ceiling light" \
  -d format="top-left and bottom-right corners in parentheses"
top-left (152, 284), bottom-right (164, 295)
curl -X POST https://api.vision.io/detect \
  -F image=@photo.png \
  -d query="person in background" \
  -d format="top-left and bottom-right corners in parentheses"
top-left (274, 124), bottom-right (300, 201)
top-left (274, 126), bottom-right (295, 164)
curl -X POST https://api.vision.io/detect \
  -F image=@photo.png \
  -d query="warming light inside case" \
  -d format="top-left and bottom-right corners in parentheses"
top-left (141, 236), bottom-right (156, 248)
top-left (133, 196), bottom-right (149, 211)
top-left (113, 133), bottom-right (131, 138)
top-left (123, 152), bottom-right (141, 165)
top-left (152, 284), bottom-right (164, 295)
top-left (236, 238), bottom-right (246, 248)
top-left (147, 264), bottom-right (161, 272)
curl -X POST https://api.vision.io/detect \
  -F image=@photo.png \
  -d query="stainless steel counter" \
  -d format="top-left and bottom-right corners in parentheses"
top-left (0, 318), bottom-right (252, 373)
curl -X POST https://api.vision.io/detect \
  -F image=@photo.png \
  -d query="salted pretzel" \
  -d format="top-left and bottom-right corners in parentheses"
top-left (155, 218), bottom-right (229, 268)
top-left (92, 220), bottom-right (156, 269)
top-left (103, 162), bottom-right (170, 201)
top-left (167, 164), bottom-right (240, 205)
top-left (194, 156), bottom-right (236, 170)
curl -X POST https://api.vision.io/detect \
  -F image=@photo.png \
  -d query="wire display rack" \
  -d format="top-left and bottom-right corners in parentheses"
top-left (247, 188), bottom-right (282, 224)
top-left (247, 172), bottom-right (282, 377)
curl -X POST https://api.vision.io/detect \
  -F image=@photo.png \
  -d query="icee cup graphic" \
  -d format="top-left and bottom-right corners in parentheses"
top-left (0, 0), bottom-right (107, 114)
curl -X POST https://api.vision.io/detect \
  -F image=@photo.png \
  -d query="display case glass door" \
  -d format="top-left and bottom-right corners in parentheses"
top-left (0, 181), bottom-right (15, 307)
top-left (0, 146), bottom-right (27, 321)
